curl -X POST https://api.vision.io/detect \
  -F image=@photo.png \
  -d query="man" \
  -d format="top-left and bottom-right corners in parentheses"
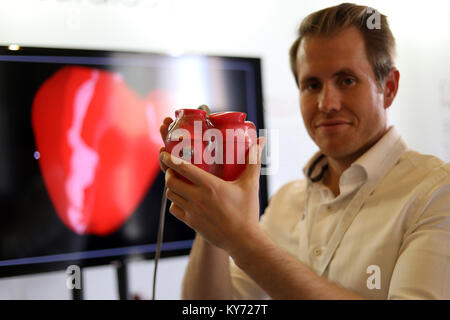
top-left (159, 3), bottom-right (450, 299)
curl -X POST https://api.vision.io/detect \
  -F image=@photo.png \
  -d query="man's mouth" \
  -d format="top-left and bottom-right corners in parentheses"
top-left (316, 119), bottom-right (352, 127)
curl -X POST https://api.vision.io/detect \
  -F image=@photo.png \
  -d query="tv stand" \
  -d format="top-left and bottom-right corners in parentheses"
top-left (114, 260), bottom-right (129, 300)
top-left (71, 266), bottom-right (84, 300)
top-left (70, 260), bottom-right (130, 300)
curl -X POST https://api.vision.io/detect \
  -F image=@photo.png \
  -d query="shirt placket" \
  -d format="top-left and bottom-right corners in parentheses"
top-left (308, 187), bottom-right (340, 273)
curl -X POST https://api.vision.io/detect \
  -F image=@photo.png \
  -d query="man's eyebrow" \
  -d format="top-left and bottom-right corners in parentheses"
top-left (300, 68), bottom-right (358, 84)
top-left (333, 68), bottom-right (357, 77)
top-left (299, 75), bottom-right (320, 85)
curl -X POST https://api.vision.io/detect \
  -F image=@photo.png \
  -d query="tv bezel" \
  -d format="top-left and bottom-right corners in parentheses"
top-left (0, 45), bottom-right (268, 278)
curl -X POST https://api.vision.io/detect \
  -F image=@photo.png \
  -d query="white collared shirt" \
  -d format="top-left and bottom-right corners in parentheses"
top-left (230, 126), bottom-right (450, 299)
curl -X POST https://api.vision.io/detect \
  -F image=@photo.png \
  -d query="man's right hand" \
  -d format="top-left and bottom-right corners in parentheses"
top-left (159, 115), bottom-right (234, 299)
top-left (159, 117), bottom-right (173, 173)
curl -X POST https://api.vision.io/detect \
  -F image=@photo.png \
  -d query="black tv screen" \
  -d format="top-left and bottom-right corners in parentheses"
top-left (0, 46), bottom-right (267, 278)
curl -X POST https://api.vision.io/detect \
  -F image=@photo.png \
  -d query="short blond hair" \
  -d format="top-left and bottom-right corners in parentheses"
top-left (289, 2), bottom-right (396, 87)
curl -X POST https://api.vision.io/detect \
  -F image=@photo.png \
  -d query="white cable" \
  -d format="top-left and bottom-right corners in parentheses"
top-left (152, 105), bottom-right (209, 300)
top-left (152, 184), bottom-right (167, 300)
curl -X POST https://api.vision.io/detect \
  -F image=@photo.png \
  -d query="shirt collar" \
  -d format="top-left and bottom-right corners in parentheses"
top-left (352, 126), bottom-right (407, 181)
top-left (303, 126), bottom-right (408, 185)
top-left (303, 151), bottom-right (328, 183)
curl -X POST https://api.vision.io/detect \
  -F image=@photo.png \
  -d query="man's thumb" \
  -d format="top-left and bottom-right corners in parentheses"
top-left (238, 137), bottom-right (266, 184)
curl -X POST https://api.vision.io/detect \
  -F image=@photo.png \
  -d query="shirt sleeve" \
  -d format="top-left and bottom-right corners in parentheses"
top-left (388, 173), bottom-right (450, 299)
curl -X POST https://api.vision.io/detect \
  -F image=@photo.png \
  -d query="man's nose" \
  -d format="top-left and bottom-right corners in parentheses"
top-left (318, 83), bottom-right (341, 113)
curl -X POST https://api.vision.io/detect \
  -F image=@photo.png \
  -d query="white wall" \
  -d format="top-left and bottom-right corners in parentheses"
top-left (0, 0), bottom-right (449, 299)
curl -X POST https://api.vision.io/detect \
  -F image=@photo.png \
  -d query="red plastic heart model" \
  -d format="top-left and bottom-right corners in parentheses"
top-left (208, 112), bottom-right (257, 181)
top-left (165, 109), bottom-right (257, 182)
top-left (32, 66), bottom-right (173, 236)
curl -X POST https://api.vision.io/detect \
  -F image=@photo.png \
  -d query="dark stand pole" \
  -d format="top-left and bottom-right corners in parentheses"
top-left (114, 260), bottom-right (129, 300)
top-left (71, 267), bottom-right (84, 300)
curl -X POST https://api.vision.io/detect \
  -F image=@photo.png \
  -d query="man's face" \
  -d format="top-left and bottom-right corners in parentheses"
top-left (296, 27), bottom-right (389, 161)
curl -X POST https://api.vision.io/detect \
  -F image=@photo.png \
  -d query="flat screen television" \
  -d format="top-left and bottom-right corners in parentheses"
top-left (0, 46), bottom-right (267, 278)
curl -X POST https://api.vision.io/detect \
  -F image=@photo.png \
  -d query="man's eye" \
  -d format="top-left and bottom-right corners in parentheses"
top-left (342, 78), bottom-right (356, 87)
top-left (304, 83), bottom-right (320, 91)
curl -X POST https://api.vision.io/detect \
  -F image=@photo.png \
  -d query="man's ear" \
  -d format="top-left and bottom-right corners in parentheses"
top-left (383, 67), bottom-right (400, 109)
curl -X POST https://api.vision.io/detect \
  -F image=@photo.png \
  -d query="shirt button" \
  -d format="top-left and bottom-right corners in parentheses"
top-left (313, 247), bottom-right (322, 257)
top-left (326, 205), bottom-right (332, 212)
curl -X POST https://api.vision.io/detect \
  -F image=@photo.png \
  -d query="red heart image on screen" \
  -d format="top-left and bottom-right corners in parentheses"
top-left (32, 66), bottom-right (173, 236)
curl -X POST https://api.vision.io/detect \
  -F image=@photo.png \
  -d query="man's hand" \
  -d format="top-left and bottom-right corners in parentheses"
top-left (159, 116), bottom-right (173, 173)
top-left (159, 137), bottom-right (266, 255)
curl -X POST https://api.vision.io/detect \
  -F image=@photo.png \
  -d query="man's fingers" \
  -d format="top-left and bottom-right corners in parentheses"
top-left (163, 117), bottom-right (173, 126)
top-left (253, 137), bottom-right (266, 165)
top-left (165, 168), bottom-right (199, 201)
top-left (238, 137), bottom-right (266, 185)
top-left (168, 202), bottom-right (186, 222)
top-left (166, 187), bottom-right (192, 212)
top-left (159, 147), bottom-right (168, 172)
top-left (160, 126), bottom-right (168, 141)
top-left (160, 163), bottom-right (168, 173)
top-left (160, 117), bottom-right (173, 142)
top-left (160, 151), bottom-right (218, 188)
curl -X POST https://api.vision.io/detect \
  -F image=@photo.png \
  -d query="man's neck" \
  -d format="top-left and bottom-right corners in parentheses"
top-left (322, 156), bottom-right (357, 197)
top-left (322, 128), bottom-right (390, 197)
